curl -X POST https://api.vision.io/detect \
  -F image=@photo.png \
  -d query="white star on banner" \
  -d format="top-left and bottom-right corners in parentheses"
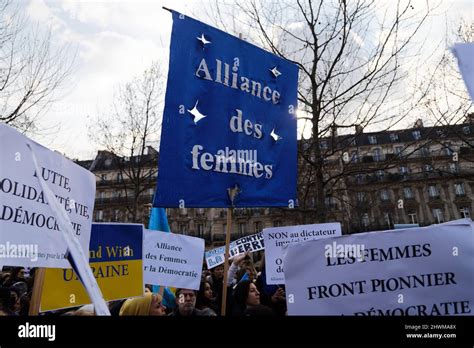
top-left (270, 128), bottom-right (282, 141)
top-left (187, 101), bottom-right (207, 124)
top-left (270, 67), bottom-right (282, 78)
top-left (197, 33), bottom-right (211, 45)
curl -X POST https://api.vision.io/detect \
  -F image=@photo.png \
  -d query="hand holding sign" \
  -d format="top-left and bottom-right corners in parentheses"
top-left (232, 251), bottom-right (250, 265)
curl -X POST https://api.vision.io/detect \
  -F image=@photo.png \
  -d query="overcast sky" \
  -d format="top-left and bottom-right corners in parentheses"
top-left (9, 0), bottom-right (473, 160)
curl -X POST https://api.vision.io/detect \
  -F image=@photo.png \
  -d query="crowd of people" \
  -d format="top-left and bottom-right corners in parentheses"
top-left (0, 251), bottom-right (287, 316)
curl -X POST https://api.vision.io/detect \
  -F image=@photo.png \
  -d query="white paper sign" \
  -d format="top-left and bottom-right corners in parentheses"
top-left (205, 232), bottom-right (264, 269)
top-left (0, 124), bottom-right (95, 268)
top-left (263, 223), bottom-right (342, 284)
top-left (143, 230), bottom-right (204, 290)
top-left (284, 221), bottom-right (474, 316)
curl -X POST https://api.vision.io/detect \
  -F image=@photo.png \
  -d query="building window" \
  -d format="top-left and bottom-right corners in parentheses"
top-left (428, 185), bottom-right (439, 198)
top-left (325, 196), bottom-right (336, 206)
top-left (443, 143), bottom-right (453, 156)
top-left (449, 163), bottom-right (458, 173)
top-left (113, 209), bottom-right (120, 222)
top-left (403, 187), bottom-right (414, 199)
top-left (376, 170), bottom-right (385, 179)
top-left (357, 192), bottom-right (366, 203)
top-left (238, 223), bottom-right (246, 237)
top-left (394, 146), bottom-right (404, 155)
top-left (116, 173), bottom-right (123, 183)
top-left (432, 208), bottom-right (444, 223)
top-left (96, 210), bottom-right (103, 222)
top-left (361, 213), bottom-right (370, 227)
top-left (383, 212), bottom-right (392, 229)
top-left (179, 224), bottom-right (188, 235)
top-left (454, 183), bottom-right (465, 196)
top-left (197, 224), bottom-right (204, 238)
top-left (380, 189), bottom-right (390, 201)
top-left (459, 207), bottom-right (471, 219)
top-left (399, 166), bottom-right (409, 175)
top-left (420, 146), bottom-right (430, 157)
top-left (351, 151), bottom-right (359, 163)
top-left (407, 212), bottom-right (418, 224)
top-left (197, 208), bottom-right (205, 215)
top-left (412, 130), bottom-right (421, 140)
top-left (368, 135), bottom-right (377, 144)
top-left (423, 164), bottom-right (433, 172)
top-left (100, 174), bottom-right (107, 182)
top-left (462, 126), bottom-right (470, 135)
top-left (99, 191), bottom-right (105, 201)
top-left (373, 148), bottom-right (382, 161)
top-left (320, 140), bottom-right (328, 149)
top-left (254, 221), bottom-right (262, 233)
top-left (390, 133), bottom-right (399, 142)
top-left (355, 174), bottom-right (364, 184)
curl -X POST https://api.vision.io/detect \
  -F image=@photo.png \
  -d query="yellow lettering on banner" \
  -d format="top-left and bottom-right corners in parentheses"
top-left (40, 260), bottom-right (143, 311)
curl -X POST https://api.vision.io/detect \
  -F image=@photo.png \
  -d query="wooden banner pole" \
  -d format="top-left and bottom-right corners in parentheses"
top-left (220, 207), bottom-right (233, 316)
top-left (28, 268), bottom-right (46, 315)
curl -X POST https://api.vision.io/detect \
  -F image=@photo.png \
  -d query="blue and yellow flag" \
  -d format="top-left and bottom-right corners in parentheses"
top-left (148, 207), bottom-right (176, 308)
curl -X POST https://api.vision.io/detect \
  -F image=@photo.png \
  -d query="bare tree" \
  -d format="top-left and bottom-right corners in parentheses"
top-left (89, 62), bottom-right (164, 223)
top-left (421, 18), bottom-right (473, 149)
top-left (208, 0), bottom-right (437, 223)
top-left (0, 0), bottom-right (73, 131)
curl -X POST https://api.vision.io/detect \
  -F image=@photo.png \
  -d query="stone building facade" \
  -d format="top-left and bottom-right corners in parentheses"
top-left (82, 118), bottom-right (474, 248)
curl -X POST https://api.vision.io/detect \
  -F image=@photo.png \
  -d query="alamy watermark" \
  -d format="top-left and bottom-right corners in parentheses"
top-left (0, 241), bottom-right (38, 262)
top-left (324, 241), bottom-right (365, 261)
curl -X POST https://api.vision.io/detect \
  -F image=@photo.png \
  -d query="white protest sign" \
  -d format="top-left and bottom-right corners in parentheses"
top-left (0, 124), bottom-right (95, 268)
top-left (205, 232), bottom-right (264, 269)
top-left (263, 223), bottom-right (342, 284)
top-left (451, 43), bottom-right (474, 101)
top-left (143, 229), bottom-right (204, 290)
top-left (284, 222), bottom-right (474, 316)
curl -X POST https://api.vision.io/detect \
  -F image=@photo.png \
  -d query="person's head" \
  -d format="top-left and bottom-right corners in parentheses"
top-left (10, 282), bottom-right (28, 298)
top-left (202, 281), bottom-right (213, 300)
top-left (211, 265), bottom-right (224, 280)
top-left (233, 280), bottom-right (260, 313)
top-left (196, 281), bottom-right (214, 310)
top-left (11, 268), bottom-right (25, 280)
top-left (175, 288), bottom-right (197, 316)
top-left (73, 304), bottom-right (95, 316)
top-left (149, 294), bottom-right (166, 316)
top-left (119, 293), bottom-right (166, 316)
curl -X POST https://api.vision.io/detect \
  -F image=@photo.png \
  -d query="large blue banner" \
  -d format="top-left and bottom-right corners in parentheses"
top-left (154, 11), bottom-right (298, 208)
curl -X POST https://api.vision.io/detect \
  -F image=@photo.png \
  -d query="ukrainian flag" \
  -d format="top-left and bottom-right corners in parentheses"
top-left (148, 207), bottom-right (176, 308)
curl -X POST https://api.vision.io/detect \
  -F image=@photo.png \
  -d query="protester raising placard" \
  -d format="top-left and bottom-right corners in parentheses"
top-left (283, 220), bottom-right (474, 315)
top-left (205, 231), bottom-right (264, 269)
top-left (153, 10), bottom-right (299, 208)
